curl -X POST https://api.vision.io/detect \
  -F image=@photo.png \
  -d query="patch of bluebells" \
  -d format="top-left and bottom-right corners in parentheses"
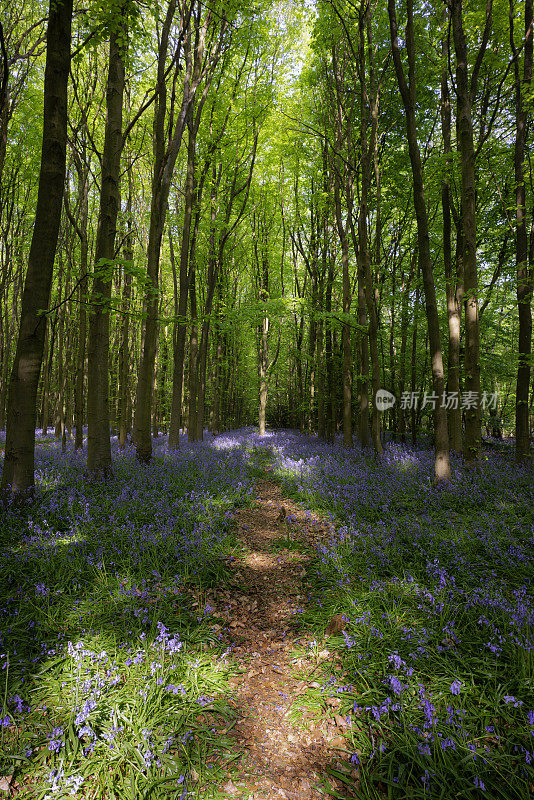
top-left (255, 429), bottom-right (534, 797)
top-left (0, 432), bottom-right (252, 796)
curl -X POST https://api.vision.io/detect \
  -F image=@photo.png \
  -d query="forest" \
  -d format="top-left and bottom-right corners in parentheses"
top-left (0, 0), bottom-right (533, 798)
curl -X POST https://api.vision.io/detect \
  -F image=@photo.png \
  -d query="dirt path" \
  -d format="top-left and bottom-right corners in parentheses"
top-left (204, 480), bottom-right (354, 799)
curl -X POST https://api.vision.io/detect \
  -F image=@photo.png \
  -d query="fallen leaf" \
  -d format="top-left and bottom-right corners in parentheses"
top-left (331, 737), bottom-right (345, 749)
top-left (0, 776), bottom-right (12, 793)
top-left (326, 697), bottom-right (342, 708)
top-left (334, 714), bottom-right (347, 727)
top-left (325, 613), bottom-right (347, 636)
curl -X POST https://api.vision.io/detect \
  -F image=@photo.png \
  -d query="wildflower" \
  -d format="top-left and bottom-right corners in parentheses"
top-left (47, 727), bottom-right (64, 753)
top-left (197, 695), bottom-right (213, 706)
top-left (440, 738), bottom-right (456, 750)
top-left (473, 776), bottom-right (485, 790)
top-left (388, 675), bottom-right (404, 696)
top-left (450, 679), bottom-right (462, 695)
top-left (504, 695), bottom-right (523, 707)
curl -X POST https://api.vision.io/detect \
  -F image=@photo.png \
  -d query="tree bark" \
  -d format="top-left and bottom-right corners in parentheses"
top-left (512, 0), bottom-right (533, 462)
top-left (74, 160), bottom-right (89, 450)
top-left (87, 22), bottom-right (126, 476)
top-left (441, 17), bottom-right (463, 454)
top-left (450, 0), bottom-right (491, 465)
top-left (388, 0), bottom-right (451, 480)
top-left (1, 0), bottom-right (72, 498)
top-left (118, 197), bottom-right (133, 448)
top-left (134, 0), bottom-right (195, 461)
top-left (333, 173), bottom-right (353, 447)
top-left (359, 10), bottom-right (382, 456)
top-left (168, 113), bottom-right (197, 447)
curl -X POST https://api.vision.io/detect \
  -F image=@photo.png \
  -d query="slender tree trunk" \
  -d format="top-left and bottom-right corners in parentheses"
top-left (450, 0), bottom-right (490, 465)
top-left (411, 279), bottom-right (420, 445)
top-left (359, 13), bottom-right (382, 456)
top-left (158, 329), bottom-right (169, 433)
top-left (512, 0), bottom-right (533, 462)
top-left (54, 252), bottom-right (70, 439)
top-left (1, 0), bottom-right (72, 498)
top-left (258, 313), bottom-right (269, 436)
top-left (188, 262), bottom-right (199, 440)
top-left (118, 269), bottom-right (132, 447)
top-left (118, 171), bottom-right (133, 448)
top-left (168, 118), bottom-right (196, 447)
top-left (307, 268), bottom-right (317, 433)
top-left (134, 0), bottom-right (194, 461)
top-left (211, 325), bottom-right (223, 435)
top-left (316, 312), bottom-right (325, 439)
top-left (324, 249), bottom-right (335, 443)
top-left (151, 348), bottom-right (159, 437)
top-left (74, 161), bottom-right (89, 450)
top-left (0, 314), bottom-right (10, 431)
top-left (87, 23), bottom-right (126, 476)
top-left (41, 315), bottom-right (56, 435)
top-left (389, 0), bottom-right (450, 480)
top-left (441, 13), bottom-right (463, 454)
top-left (334, 175), bottom-right (352, 447)
top-left (398, 250), bottom-right (415, 442)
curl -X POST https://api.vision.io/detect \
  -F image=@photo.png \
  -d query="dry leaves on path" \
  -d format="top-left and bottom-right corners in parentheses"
top-left (209, 479), bottom-right (356, 800)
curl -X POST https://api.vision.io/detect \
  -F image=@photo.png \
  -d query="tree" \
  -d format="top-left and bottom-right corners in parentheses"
top-left (511, 0), bottom-right (533, 462)
top-left (388, 0), bottom-right (451, 481)
top-left (1, 0), bottom-right (72, 499)
top-left (86, 10), bottom-right (127, 477)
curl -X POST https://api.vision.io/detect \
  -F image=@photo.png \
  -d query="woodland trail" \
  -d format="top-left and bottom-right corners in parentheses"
top-left (204, 479), bottom-right (357, 799)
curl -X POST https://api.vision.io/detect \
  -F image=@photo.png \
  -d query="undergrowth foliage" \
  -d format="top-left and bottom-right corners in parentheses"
top-left (0, 428), bottom-right (533, 799)
top-left (0, 433), bottom-right (253, 799)
top-left (259, 429), bottom-right (534, 799)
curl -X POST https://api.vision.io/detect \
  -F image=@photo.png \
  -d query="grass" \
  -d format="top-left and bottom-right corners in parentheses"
top-left (252, 431), bottom-right (534, 799)
top-left (0, 436), bottom-right (254, 799)
top-left (1, 428), bottom-right (533, 799)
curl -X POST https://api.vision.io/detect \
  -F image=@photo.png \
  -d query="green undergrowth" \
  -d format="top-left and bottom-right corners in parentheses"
top-left (0, 443), bottom-right (254, 799)
top-left (262, 441), bottom-right (534, 800)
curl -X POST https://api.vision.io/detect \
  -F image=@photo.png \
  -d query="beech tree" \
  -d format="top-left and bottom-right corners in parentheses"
top-left (1, 0), bottom-right (72, 498)
top-left (388, 0), bottom-right (451, 481)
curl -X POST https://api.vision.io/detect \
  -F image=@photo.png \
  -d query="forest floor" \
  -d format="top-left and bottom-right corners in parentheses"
top-left (0, 428), bottom-right (533, 800)
top-left (206, 478), bottom-right (355, 799)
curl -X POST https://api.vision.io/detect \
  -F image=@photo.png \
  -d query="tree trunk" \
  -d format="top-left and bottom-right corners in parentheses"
top-left (398, 250), bottom-right (415, 442)
top-left (87, 24), bottom-right (126, 476)
top-left (333, 174), bottom-right (353, 447)
top-left (389, 0), bottom-right (450, 480)
top-left (74, 160), bottom-right (89, 450)
top-left (158, 328), bottom-right (169, 433)
top-left (512, 0), bottom-right (533, 462)
top-left (1, 0), bottom-right (72, 498)
top-left (359, 12), bottom-right (382, 456)
top-left (258, 313), bottom-right (269, 436)
top-left (168, 117), bottom-right (196, 447)
top-left (134, 0), bottom-right (194, 461)
top-left (410, 278), bottom-right (420, 445)
top-left (41, 315), bottom-right (56, 435)
top-left (187, 261), bottom-right (199, 440)
top-left (450, 0), bottom-right (490, 465)
top-left (441, 13), bottom-right (463, 454)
